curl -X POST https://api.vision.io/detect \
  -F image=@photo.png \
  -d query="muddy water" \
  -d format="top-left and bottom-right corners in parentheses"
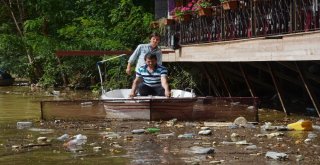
top-left (0, 86), bottom-right (320, 165)
top-left (0, 86), bottom-right (127, 164)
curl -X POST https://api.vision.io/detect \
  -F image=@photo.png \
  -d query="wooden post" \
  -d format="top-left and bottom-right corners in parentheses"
top-left (215, 63), bottom-right (232, 97)
top-left (56, 57), bottom-right (68, 87)
top-left (239, 63), bottom-right (255, 97)
top-left (267, 62), bottom-right (288, 115)
top-left (295, 62), bottom-right (320, 117)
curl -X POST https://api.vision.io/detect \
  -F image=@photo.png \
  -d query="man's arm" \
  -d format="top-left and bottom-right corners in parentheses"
top-left (161, 76), bottom-right (171, 97)
top-left (126, 45), bottom-right (141, 75)
top-left (129, 77), bottom-right (142, 97)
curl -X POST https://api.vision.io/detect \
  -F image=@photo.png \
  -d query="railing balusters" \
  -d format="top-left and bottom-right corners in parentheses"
top-left (160, 0), bottom-right (320, 48)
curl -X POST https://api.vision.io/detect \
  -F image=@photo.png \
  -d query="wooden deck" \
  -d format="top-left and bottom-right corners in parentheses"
top-left (162, 31), bottom-right (320, 62)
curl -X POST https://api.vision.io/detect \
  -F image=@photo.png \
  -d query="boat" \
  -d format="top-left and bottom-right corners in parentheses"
top-left (0, 70), bottom-right (14, 86)
top-left (97, 55), bottom-right (197, 120)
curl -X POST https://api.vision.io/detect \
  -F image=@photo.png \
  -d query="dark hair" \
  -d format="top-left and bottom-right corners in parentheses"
top-left (144, 52), bottom-right (157, 61)
top-left (149, 32), bottom-right (161, 39)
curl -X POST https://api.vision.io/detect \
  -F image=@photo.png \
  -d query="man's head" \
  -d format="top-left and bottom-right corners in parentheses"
top-left (149, 32), bottom-right (160, 48)
top-left (144, 53), bottom-right (157, 68)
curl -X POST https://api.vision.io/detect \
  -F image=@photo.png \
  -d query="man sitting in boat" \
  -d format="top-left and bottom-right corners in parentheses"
top-left (129, 52), bottom-right (171, 97)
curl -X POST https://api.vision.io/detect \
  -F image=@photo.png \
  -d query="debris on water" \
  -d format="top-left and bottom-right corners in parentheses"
top-left (308, 133), bottom-right (317, 139)
top-left (64, 134), bottom-right (87, 151)
top-left (124, 135), bottom-right (134, 141)
top-left (28, 128), bottom-right (54, 134)
top-left (166, 118), bottom-right (177, 127)
top-left (233, 117), bottom-right (247, 127)
top-left (178, 133), bottom-right (194, 139)
top-left (57, 134), bottom-right (69, 141)
top-left (131, 129), bottom-right (145, 134)
top-left (313, 125), bottom-right (320, 131)
top-left (221, 140), bottom-right (251, 145)
top-left (200, 127), bottom-right (210, 130)
top-left (146, 128), bottom-right (160, 133)
top-left (190, 146), bottom-right (215, 154)
top-left (261, 122), bottom-right (276, 131)
top-left (265, 151), bottom-right (288, 160)
top-left (287, 119), bottom-right (313, 131)
top-left (228, 124), bottom-right (239, 129)
top-left (185, 122), bottom-right (197, 127)
top-left (12, 145), bottom-right (20, 151)
top-left (198, 130), bottom-right (212, 135)
top-left (304, 138), bottom-right (312, 143)
top-left (93, 146), bottom-right (102, 152)
top-left (52, 90), bottom-right (60, 96)
top-left (245, 145), bottom-right (257, 150)
top-left (37, 137), bottom-right (47, 142)
top-left (296, 155), bottom-right (304, 161)
top-left (157, 132), bottom-right (175, 139)
top-left (54, 120), bottom-right (61, 124)
top-left (204, 122), bottom-right (232, 127)
top-left (209, 160), bottom-right (225, 164)
top-left (230, 133), bottom-right (239, 138)
top-left (100, 132), bottom-right (121, 139)
top-left (17, 121), bottom-right (32, 129)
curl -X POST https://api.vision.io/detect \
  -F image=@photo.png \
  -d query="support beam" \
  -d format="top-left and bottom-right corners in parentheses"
top-left (239, 63), bottom-right (256, 97)
top-left (248, 63), bottom-right (301, 86)
top-left (215, 63), bottom-right (232, 97)
top-left (220, 65), bottom-right (273, 89)
top-left (267, 62), bottom-right (288, 115)
top-left (278, 61), bottom-right (320, 84)
top-left (199, 63), bottom-right (219, 96)
top-left (295, 62), bottom-right (320, 117)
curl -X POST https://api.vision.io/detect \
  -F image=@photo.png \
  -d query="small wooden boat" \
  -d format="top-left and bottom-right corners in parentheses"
top-left (97, 55), bottom-right (196, 120)
top-left (101, 89), bottom-right (196, 120)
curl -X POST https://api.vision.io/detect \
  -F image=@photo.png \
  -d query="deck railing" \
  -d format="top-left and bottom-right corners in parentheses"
top-left (160, 0), bottom-right (320, 47)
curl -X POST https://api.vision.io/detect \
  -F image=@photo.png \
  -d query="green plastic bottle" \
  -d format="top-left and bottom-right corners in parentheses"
top-left (146, 128), bottom-right (160, 133)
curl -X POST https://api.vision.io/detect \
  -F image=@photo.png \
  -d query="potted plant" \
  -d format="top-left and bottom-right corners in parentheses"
top-left (196, 0), bottom-right (213, 16)
top-left (171, 1), bottom-right (197, 22)
top-left (220, 0), bottom-right (239, 10)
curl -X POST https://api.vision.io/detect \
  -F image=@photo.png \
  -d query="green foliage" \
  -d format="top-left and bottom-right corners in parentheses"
top-left (109, 0), bottom-right (153, 49)
top-left (0, 0), bottom-right (156, 89)
top-left (0, 34), bottom-right (29, 78)
top-left (99, 56), bottom-right (131, 90)
top-left (167, 63), bottom-right (198, 90)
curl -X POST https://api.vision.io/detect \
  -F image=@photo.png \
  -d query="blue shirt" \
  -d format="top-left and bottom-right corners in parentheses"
top-left (136, 64), bottom-right (168, 87)
top-left (128, 44), bottom-right (162, 72)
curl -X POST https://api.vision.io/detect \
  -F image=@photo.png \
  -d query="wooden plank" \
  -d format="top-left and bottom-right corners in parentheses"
top-left (150, 99), bottom-right (196, 120)
top-left (56, 50), bottom-right (175, 57)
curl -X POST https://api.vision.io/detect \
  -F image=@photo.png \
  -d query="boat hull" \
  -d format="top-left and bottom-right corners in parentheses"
top-left (101, 89), bottom-right (196, 120)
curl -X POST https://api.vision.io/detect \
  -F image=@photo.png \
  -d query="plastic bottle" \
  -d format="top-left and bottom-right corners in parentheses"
top-left (146, 128), bottom-right (160, 133)
top-left (16, 121), bottom-right (32, 129)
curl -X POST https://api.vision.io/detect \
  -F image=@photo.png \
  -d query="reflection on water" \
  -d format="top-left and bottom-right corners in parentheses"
top-left (1, 86), bottom-right (320, 164)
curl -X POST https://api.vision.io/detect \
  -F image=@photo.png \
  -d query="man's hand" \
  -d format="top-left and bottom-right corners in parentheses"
top-left (129, 92), bottom-right (136, 98)
top-left (126, 63), bottom-right (132, 75)
top-left (165, 90), bottom-right (171, 98)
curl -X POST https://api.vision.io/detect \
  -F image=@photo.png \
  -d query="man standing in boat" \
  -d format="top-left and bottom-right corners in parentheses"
top-left (129, 53), bottom-right (170, 97)
top-left (126, 32), bottom-right (162, 75)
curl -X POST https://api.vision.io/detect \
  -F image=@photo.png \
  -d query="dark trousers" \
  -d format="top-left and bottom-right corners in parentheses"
top-left (138, 83), bottom-right (165, 96)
